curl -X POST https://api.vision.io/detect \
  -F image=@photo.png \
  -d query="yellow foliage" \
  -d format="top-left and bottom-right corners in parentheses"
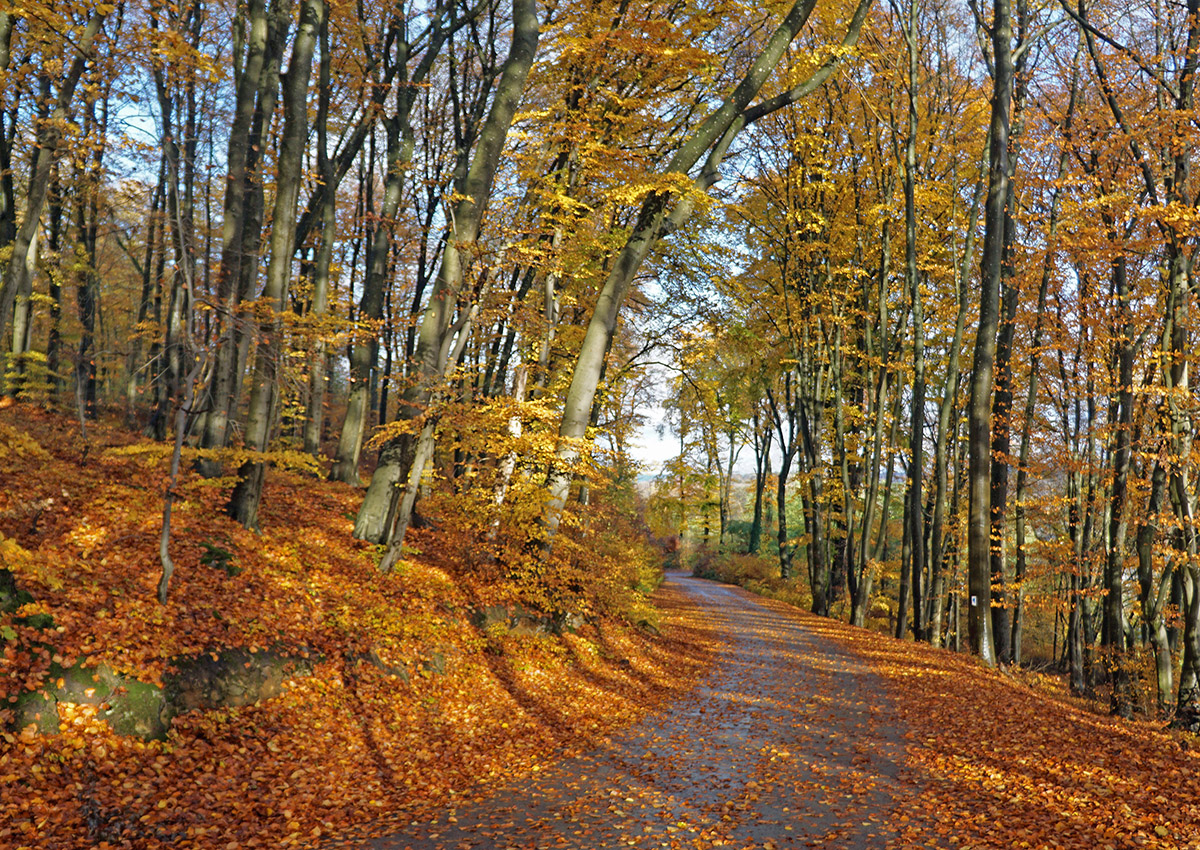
top-left (0, 422), bottom-right (51, 463)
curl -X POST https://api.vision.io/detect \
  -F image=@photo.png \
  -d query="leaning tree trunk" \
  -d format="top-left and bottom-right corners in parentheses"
top-left (354, 0), bottom-right (540, 549)
top-left (544, 0), bottom-right (872, 534)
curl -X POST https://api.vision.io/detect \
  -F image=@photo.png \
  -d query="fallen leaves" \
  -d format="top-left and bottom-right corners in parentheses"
top-left (0, 406), bottom-right (716, 849)
top-left (804, 611), bottom-right (1200, 849)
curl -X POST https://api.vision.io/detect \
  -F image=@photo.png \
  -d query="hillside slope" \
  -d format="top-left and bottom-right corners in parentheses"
top-left (0, 404), bottom-right (714, 849)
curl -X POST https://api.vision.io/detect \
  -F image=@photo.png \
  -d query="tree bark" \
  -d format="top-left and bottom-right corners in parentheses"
top-left (356, 0), bottom-right (540, 549)
top-left (228, 0), bottom-right (325, 528)
top-left (195, 0), bottom-right (287, 474)
top-left (966, 0), bottom-right (1013, 667)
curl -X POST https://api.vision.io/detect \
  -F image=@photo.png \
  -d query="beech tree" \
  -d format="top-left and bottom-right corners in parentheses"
top-left (544, 0), bottom-right (874, 535)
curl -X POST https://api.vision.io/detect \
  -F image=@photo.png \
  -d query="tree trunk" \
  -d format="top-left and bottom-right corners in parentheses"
top-left (748, 412), bottom-right (772, 555)
top-left (303, 35), bottom-right (337, 460)
top-left (966, 0), bottom-right (1013, 667)
top-left (330, 108), bottom-right (409, 484)
top-left (0, 13), bottom-right (104, 387)
top-left (545, 0), bottom-right (872, 533)
top-left (355, 0), bottom-right (540, 548)
top-left (900, 0), bottom-right (926, 643)
top-left (228, 0), bottom-right (325, 528)
top-left (195, 0), bottom-right (286, 475)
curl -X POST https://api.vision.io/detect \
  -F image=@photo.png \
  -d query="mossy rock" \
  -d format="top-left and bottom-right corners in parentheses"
top-left (421, 651), bottom-right (447, 676)
top-left (12, 648), bottom-right (314, 740)
top-left (15, 611), bottom-right (54, 630)
top-left (13, 689), bottom-right (58, 734)
top-left (0, 568), bottom-right (33, 614)
top-left (349, 648), bottom-right (409, 682)
top-left (12, 660), bottom-right (172, 740)
top-left (106, 679), bottom-right (172, 739)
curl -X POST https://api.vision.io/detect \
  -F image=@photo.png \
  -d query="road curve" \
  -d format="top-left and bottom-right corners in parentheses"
top-left (365, 572), bottom-right (915, 849)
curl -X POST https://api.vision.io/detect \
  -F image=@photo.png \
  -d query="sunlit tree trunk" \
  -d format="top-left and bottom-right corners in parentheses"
top-left (330, 109), bottom-right (407, 484)
top-left (356, 0), bottom-right (540, 549)
top-left (545, 0), bottom-right (872, 535)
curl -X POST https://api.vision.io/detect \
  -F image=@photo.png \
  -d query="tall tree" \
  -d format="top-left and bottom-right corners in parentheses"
top-left (966, 0), bottom-right (1015, 666)
top-left (227, 0), bottom-right (326, 528)
top-left (545, 0), bottom-right (874, 536)
top-left (355, 0), bottom-right (541, 556)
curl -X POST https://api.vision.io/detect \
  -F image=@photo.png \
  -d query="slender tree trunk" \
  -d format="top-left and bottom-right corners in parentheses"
top-left (0, 14), bottom-right (104, 387)
top-left (966, 0), bottom-right (1013, 667)
top-left (302, 11), bottom-right (337, 456)
top-left (0, 12), bottom-right (15, 256)
top-left (900, 0), bottom-right (926, 643)
top-left (1102, 253), bottom-right (1134, 716)
top-left (228, 0), bottom-right (325, 528)
top-left (988, 273), bottom-right (1017, 662)
top-left (356, 0), bottom-right (540, 548)
top-left (1011, 59), bottom-right (1074, 661)
top-left (194, 0), bottom-right (282, 474)
top-left (45, 175), bottom-right (64, 397)
top-left (330, 108), bottom-right (409, 484)
top-left (748, 412), bottom-right (772, 555)
top-left (1137, 458), bottom-right (1174, 714)
top-left (930, 153), bottom-right (984, 647)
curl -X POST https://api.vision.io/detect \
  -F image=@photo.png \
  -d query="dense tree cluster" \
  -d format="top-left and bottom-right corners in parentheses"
top-left (2, 0), bottom-right (1199, 726)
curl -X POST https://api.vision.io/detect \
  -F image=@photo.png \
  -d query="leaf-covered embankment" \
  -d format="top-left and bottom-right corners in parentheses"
top-left (793, 608), bottom-right (1200, 848)
top-left (0, 404), bottom-right (715, 849)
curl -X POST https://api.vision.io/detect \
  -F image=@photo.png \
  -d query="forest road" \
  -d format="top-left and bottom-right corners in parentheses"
top-left (364, 572), bottom-right (919, 850)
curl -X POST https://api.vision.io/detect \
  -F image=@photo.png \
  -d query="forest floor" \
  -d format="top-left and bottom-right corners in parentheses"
top-left (4, 404), bottom-right (1200, 849)
top-left (351, 574), bottom-right (1200, 850)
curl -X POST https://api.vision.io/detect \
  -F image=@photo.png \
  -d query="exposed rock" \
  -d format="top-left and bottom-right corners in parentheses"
top-left (12, 648), bottom-right (315, 741)
top-left (552, 611), bottom-right (584, 634)
top-left (635, 618), bottom-right (661, 636)
top-left (12, 660), bottom-right (172, 740)
top-left (421, 651), bottom-right (446, 676)
top-left (0, 568), bottom-right (33, 615)
top-left (164, 648), bottom-right (313, 713)
top-left (348, 648), bottom-right (409, 682)
top-left (107, 679), bottom-right (173, 739)
top-left (474, 603), bottom-right (583, 636)
top-left (13, 689), bottom-right (58, 734)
